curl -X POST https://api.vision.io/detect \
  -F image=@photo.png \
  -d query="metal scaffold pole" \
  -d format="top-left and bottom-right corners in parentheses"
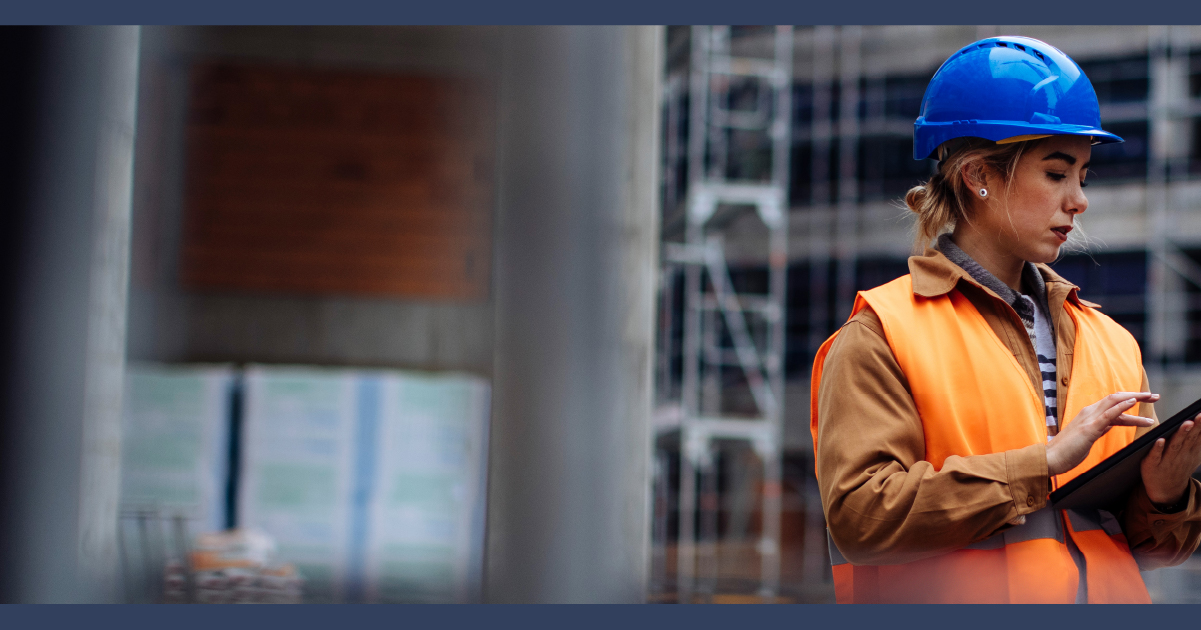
top-left (835, 27), bottom-right (861, 324)
top-left (654, 24), bottom-right (793, 603)
top-left (1146, 26), bottom-right (1195, 381)
top-left (673, 26), bottom-right (710, 604)
top-left (801, 25), bottom-right (836, 596)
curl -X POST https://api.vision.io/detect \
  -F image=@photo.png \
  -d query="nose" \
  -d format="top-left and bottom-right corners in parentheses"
top-left (1067, 180), bottom-right (1089, 215)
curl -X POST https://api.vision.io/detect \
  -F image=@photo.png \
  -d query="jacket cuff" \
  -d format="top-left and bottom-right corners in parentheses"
top-left (1129, 479), bottom-right (1201, 531)
top-left (1006, 443), bottom-right (1050, 514)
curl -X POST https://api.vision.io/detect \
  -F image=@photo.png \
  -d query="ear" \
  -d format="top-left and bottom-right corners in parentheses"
top-left (959, 160), bottom-right (998, 193)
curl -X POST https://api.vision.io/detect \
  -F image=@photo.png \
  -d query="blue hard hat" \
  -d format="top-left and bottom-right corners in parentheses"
top-left (913, 36), bottom-right (1123, 160)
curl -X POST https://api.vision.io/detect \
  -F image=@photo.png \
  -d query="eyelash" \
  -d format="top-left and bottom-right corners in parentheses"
top-left (1047, 171), bottom-right (1089, 188)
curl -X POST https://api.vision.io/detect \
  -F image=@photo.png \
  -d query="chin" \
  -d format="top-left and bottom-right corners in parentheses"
top-left (1025, 245), bottom-right (1062, 265)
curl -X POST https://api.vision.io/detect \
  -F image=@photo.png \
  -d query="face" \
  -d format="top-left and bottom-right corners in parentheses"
top-left (973, 135), bottom-right (1091, 264)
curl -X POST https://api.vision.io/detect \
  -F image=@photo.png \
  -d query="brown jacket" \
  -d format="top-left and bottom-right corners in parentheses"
top-left (816, 248), bottom-right (1201, 569)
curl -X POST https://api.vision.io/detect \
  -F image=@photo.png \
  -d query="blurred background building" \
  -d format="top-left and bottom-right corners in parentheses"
top-left (2, 24), bottom-right (1201, 604)
top-left (0, 25), bottom-right (661, 604)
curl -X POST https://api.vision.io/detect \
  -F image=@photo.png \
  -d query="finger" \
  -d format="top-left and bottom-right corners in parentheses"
top-left (1181, 434), bottom-right (1201, 463)
top-left (1170, 421), bottom-right (1196, 453)
top-left (1146, 438), bottom-right (1166, 466)
top-left (1102, 392), bottom-right (1160, 412)
top-left (1160, 428), bottom-right (1201, 467)
top-left (1113, 413), bottom-right (1156, 427)
top-left (1182, 421), bottom-right (1201, 449)
top-left (1105, 392), bottom-right (1160, 405)
top-left (1161, 427), bottom-right (1201, 462)
top-left (1103, 398), bottom-right (1142, 423)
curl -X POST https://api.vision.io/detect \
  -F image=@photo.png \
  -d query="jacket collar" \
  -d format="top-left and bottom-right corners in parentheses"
top-left (908, 247), bottom-right (1090, 307)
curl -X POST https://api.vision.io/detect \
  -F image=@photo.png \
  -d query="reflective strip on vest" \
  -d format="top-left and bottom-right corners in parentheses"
top-left (1067, 508), bottom-right (1125, 537)
top-left (963, 507), bottom-right (1063, 550)
top-left (828, 529), bottom-right (849, 566)
top-left (811, 275), bottom-right (1151, 604)
top-left (829, 508), bottom-right (1064, 559)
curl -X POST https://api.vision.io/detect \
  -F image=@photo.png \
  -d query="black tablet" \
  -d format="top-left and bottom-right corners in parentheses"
top-left (1049, 395), bottom-right (1201, 511)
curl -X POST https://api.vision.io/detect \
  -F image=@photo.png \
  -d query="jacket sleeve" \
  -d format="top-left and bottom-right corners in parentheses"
top-left (1120, 368), bottom-right (1201, 570)
top-left (816, 306), bottom-right (1051, 566)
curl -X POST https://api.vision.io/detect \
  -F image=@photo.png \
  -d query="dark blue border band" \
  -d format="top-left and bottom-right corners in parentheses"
top-left (5, 0), bottom-right (1201, 27)
top-left (0, 600), bottom-right (1169, 630)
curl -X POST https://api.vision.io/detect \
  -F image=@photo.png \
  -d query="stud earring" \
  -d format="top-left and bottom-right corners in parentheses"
top-left (979, 188), bottom-right (988, 198)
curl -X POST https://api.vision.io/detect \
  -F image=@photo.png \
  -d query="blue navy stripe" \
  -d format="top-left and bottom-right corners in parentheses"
top-left (346, 376), bottom-right (382, 603)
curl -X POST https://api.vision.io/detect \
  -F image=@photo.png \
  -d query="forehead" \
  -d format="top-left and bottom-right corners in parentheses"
top-left (1024, 135), bottom-right (1092, 164)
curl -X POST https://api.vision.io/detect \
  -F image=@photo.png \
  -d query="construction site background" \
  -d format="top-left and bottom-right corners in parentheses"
top-left (653, 25), bottom-right (1201, 604)
top-left (1, 25), bottom-right (1200, 604)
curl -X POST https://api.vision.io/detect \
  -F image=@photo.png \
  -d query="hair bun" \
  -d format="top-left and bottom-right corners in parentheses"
top-left (905, 185), bottom-right (929, 214)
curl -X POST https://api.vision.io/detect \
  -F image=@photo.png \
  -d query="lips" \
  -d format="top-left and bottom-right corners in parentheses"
top-left (1051, 225), bottom-right (1072, 242)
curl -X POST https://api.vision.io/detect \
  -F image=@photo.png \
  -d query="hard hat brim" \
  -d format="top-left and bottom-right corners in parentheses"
top-left (914, 121), bottom-right (1124, 161)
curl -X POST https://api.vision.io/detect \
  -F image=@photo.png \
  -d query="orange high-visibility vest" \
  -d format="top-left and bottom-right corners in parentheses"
top-left (810, 275), bottom-right (1151, 604)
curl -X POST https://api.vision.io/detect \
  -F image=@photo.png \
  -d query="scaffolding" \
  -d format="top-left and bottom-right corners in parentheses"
top-left (652, 23), bottom-right (1201, 605)
top-left (653, 25), bottom-right (793, 602)
top-left (1147, 25), bottom-right (1196, 375)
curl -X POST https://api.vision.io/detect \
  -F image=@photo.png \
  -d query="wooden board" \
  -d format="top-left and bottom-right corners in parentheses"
top-left (181, 62), bottom-right (494, 300)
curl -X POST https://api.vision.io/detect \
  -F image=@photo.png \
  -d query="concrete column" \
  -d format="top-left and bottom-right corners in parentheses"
top-left (485, 25), bottom-right (662, 603)
top-left (0, 26), bottom-right (140, 603)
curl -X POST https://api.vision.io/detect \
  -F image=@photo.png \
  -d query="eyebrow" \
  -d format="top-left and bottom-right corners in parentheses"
top-left (1042, 151), bottom-right (1077, 165)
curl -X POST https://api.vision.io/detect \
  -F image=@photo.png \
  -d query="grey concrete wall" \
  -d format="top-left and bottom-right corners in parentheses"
top-left (0, 26), bottom-right (140, 603)
top-left (484, 25), bottom-right (661, 603)
top-left (127, 26), bottom-right (501, 374)
top-left (128, 25), bottom-right (665, 604)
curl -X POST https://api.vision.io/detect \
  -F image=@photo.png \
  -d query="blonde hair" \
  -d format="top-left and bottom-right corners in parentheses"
top-left (904, 138), bottom-right (1035, 253)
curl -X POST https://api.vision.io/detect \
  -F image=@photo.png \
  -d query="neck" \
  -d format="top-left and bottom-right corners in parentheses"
top-left (948, 226), bottom-right (1025, 292)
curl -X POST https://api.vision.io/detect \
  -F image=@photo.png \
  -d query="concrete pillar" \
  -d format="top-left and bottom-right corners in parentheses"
top-left (0, 26), bottom-right (140, 603)
top-left (484, 25), bottom-right (662, 603)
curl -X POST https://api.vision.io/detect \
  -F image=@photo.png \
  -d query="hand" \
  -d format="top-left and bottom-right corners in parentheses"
top-left (1141, 414), bottom-right (1201, 506)
top-left (1047, 392), bottom-right (1158, 476)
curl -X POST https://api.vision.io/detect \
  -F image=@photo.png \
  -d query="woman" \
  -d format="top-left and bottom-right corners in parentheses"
top-left (811, 36), bottom-right (1201, 604)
